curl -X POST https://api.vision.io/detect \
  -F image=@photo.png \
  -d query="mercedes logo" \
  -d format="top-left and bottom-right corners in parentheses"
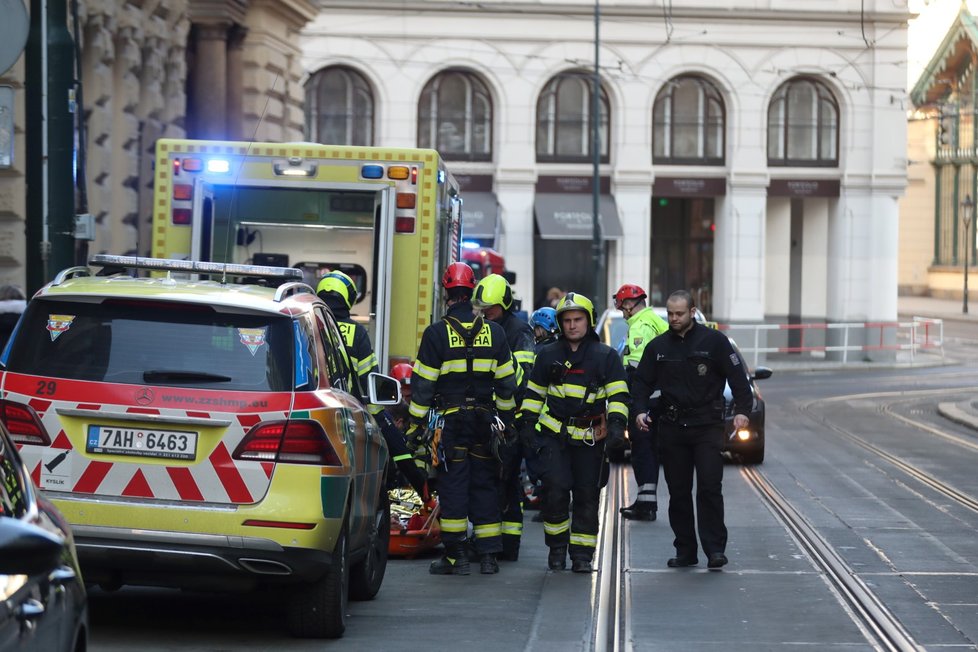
top-left (135, 388), bottom-right (155, 405)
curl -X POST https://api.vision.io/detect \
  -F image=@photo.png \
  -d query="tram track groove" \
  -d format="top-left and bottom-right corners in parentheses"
top-left (593, 462), bottom-right (625, 652)
top-left (743, 465), bottom-right (924, 651)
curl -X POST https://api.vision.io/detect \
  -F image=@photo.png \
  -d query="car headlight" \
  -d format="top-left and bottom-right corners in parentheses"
top-left (735, 428), bottom-right (752, 441)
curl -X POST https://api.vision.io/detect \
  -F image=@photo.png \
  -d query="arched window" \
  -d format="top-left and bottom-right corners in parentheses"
top-left (418, 69), bottom-right (492, 161)
top-left (652, 75), bottom-right (725, 165)
top-left (536, 73), bottom-right (610, 163)
top-left (305, 66), bottom-right (374, 146)
top-left (767, 77), bottom-right (839, 166)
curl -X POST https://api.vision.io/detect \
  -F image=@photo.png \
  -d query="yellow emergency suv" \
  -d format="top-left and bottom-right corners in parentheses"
top-left (0, 255), bottom-right (397, 639)
top-left (151, 139), bottom-right (463, 370)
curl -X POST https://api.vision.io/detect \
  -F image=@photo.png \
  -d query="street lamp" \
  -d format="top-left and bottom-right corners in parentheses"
top-left (962, 194), bottom-right (973, 314)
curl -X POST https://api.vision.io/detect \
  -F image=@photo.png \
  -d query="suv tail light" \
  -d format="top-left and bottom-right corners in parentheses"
top-left (232, 419), bottom-right (341, 466)
top-left (0, 400), bottom-right (51, 445)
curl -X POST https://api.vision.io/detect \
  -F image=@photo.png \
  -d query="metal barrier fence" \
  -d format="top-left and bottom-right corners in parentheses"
top-left (718, 317), bottom-right (945, 368)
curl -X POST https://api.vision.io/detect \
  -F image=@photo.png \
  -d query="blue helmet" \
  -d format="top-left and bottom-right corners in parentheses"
top-left (529, 307), bottom-right (559, 336)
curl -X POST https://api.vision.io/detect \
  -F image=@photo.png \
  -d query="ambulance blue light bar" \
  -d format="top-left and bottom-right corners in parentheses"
top-left (89, 254), bottom-right (303, 280)
top-left (361, 165), bottom-right (384, 179)
top-left (207, 159), bottom-right (231, 174)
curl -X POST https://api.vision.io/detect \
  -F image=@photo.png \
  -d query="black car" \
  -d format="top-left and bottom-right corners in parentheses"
top-left (721, 339), bottom-right (772, 464)
top-left (0, 420), bottom-right (88, 651)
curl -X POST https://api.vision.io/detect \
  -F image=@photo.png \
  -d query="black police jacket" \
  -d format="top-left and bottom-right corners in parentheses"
top-left (630, 321), bottom-right (753, 425)
top-left (408, 301), bottom-right (518, 421)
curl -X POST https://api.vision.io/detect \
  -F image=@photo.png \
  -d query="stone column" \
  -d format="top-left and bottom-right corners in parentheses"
top-left (191, 22), bottom-right (230, 139)
top-left (226, 24), bottom-right (247, 141)
top-left (715, 175), bottom-right (767, 323)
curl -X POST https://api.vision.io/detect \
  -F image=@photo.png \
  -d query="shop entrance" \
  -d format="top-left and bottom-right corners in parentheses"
top-left (650, 196), bottom-right (715, 316)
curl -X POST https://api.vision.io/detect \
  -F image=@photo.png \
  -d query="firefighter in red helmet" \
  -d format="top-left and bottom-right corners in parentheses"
top-left (613, 283), bottom-right (668, 521)
top-left (406, 262), bottom-right (517, 575)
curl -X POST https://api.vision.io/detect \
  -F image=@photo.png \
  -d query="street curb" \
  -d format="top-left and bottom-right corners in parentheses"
top-left (937, 401), bottom-right (978, 432)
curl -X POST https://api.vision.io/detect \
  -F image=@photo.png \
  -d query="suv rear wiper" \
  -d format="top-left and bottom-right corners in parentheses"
top-left (143, 370), bottom-right (233, 383)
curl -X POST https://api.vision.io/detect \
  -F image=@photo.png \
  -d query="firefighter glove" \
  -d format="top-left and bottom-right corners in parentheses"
top-left (519, 419), bottom-right (538, 451)
top-left (606, 416), bottom-right (627, 453)
top-left (405, 418), bottom-right (425, 450)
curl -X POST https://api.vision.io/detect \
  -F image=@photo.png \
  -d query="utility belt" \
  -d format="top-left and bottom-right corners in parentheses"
top-left (437, 396), bottom-right (495, 416)
top-left (659, 399), bottom-right (723, 425)
top-left (539, 411), bottom-right (607, 447)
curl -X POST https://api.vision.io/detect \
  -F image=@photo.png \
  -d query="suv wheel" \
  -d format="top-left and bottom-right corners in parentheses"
top-left (349, 488), bottom-right (390, 601)
top-left (288, 519), bottom-right (349, 638)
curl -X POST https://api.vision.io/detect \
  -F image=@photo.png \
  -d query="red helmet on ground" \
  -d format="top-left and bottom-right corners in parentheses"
top-left (614, 283), bottom-right (647, 309)
top-left (442, 262), bottom-right (476, 290)
top-left (390, 363), bottom-right (413, 385)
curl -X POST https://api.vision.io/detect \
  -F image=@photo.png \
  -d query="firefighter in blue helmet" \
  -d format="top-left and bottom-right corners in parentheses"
top-left (529, 307), bottom-right (560, 351)
top-left (472, 273), bottom-right (535, 562)
top-left (518, 292), bottom-right (629, 572)
top-left (407, 263), bottom-right (518, 575)
top-left (317, 271), bottom-right (427, 495)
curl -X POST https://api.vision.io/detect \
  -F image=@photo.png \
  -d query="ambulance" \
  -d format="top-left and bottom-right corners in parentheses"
top-left (151, 139), bottom-right (464, 370)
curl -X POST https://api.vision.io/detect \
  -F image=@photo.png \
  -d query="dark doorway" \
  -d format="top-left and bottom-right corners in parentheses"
top-left (650, 197), bottom-right (715, 315)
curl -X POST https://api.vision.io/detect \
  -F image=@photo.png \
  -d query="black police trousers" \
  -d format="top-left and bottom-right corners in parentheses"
top-left (436, 411), bottom-right (503, 555)
top-left (537, 434), bottom-right (604, 562)
top-left (658, 421), bottom-right (727, 559)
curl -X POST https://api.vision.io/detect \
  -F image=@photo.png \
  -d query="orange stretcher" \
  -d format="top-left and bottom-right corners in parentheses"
top-left (388, 487), bottom-right (441, 557)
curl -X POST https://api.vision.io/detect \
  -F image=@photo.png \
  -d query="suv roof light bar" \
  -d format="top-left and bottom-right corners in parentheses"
top-left (51, 266), bottom-right (94, 287)
top-left (89, 255), bottom-right (303, 280)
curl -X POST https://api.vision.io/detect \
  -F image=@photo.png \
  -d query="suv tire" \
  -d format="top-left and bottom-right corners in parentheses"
top-left (288, 519), bottom-right (349, 638)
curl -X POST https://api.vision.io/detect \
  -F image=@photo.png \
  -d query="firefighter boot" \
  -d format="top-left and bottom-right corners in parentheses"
top-left (620, 496), bottom-right (657, 521)
top-left (480, 554), bottom-right (499, 574)
top-left (548, 545), bottom-right (567, 571)
top-left (430, 541), bottom-right (471, 576)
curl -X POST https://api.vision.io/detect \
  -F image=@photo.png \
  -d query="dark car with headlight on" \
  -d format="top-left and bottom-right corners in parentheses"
top-left (0, 419), bottom-right (88, 651)
top-left (721, 339), bottom-right (772, 464)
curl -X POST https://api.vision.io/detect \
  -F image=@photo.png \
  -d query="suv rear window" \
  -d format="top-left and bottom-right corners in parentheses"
top-left (5, 298), bottom-right (293, 392)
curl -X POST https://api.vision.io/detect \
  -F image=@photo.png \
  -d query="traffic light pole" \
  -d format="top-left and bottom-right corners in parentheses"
top-left (25, 0), bottom-right (76, 293)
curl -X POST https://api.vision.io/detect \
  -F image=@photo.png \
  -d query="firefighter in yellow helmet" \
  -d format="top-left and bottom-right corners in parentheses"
top-left (406, 263), bottom-right (518, 575)
top-left (472, 273), bottom-right (535, 562)
top-left (517, 292), bottom-right (629, 572)
top-left (317, 271), bottom-right (427, 494)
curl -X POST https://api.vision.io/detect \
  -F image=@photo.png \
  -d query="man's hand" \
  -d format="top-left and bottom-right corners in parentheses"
top-left (404, 418), bottom-right (425, 449)
top-left (634, 412), bottom-right (652, 432)
top-left (606, 417), bottom-right (626, 453)
top-left (732, 414), bottom-right (750, 430)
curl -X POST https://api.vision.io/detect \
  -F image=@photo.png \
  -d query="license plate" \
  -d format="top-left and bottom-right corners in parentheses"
top-left (86, 425), bottom-right (198, 460)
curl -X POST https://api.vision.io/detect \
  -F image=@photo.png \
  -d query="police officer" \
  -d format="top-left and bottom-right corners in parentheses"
top-left (613, 284), bottom-right (668, 521)
top-left (630, 290), bottom-right (752, 569)
top-left (317, 271), bottom-right (427, 495)
top-left (408, 263), bottom-right (518, 575)
top-left (472, 273), bottom-right (535, 562)
top-left (529, 307), bottom-right (560, 351)
top-left (519, 293), bottom-right (629, 573)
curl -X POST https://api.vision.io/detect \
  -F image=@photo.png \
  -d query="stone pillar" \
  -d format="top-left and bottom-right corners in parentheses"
top-left (191, 23), bottom-right (230, 139)
top-left (715, 175), bottom-right (767, 323)
top-left (496, 172), bottom-right (536, 307)
top-left (611, 175), bottom-right (653, 300)
top-left (226, 24), bottom-right (247, 141)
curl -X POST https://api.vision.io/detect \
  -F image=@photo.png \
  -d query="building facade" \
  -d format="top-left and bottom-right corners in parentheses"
top-left (302, 0), bottom-right (911, 333)
top-left (0, 0), bottom-right (315, 290)
top-left (906, 3), bottom-right (978, 302)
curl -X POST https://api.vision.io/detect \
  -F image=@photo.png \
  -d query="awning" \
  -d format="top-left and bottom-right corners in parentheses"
top-left (534, 193), bottom-right (623, 240)
top-left (461, 192), bottom-right (501, 239)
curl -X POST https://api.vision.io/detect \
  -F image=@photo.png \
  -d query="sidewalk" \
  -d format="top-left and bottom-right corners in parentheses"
top-left (897, 294), bottom-right (978, 324)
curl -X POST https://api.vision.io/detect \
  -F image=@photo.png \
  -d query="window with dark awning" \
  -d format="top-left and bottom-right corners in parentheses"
top-left (534, 194), bottom-right (622, 240)
top-left (461, 192), bottom-right (501, 239)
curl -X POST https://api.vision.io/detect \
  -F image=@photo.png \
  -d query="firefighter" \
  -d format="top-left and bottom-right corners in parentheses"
top-left (630, 290), bottom-right (752, 569)
top-left (407, 262), bottom-right (518, 575)
top-left (317, 271), bottom-right (427, 495)
top-left (518, 292), bottom-right (629, 573)
top-left (472, 273), bottom-right (535, 562)
top-left (613, 283), bottom-right (668, 521)
top-left (529, 307), bottom-right (560, 351)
